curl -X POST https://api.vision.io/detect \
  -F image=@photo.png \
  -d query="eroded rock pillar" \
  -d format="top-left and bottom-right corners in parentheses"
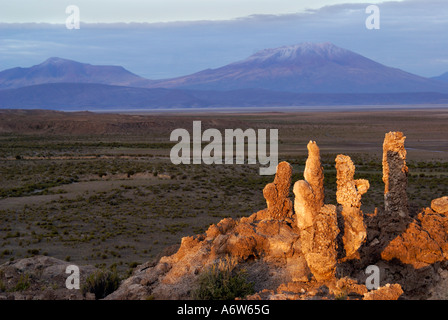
top-left (263, 161), bottom-right (293, 219)
top-left (335, 154), bottom-right (369, 259)
top-left (382, 131), bottom-right (409, 219)
top-left (294, 141), bottom-right (339, 281)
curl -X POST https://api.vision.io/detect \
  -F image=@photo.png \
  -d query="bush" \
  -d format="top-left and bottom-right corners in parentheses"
top-left (192, 256), bottom-right (254, 300)
top-left (14, 273), bottom-right (31, 291)
top-left (81, 269), bottom-right (121, 299)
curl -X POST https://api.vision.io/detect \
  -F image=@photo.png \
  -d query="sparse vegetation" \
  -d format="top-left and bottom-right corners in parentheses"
top-left (13, 273), bottom-right (31, 292)
top-left (81, 269), bottom-right (121, 299)
top-left (192, 256), bottom-right (255, 300)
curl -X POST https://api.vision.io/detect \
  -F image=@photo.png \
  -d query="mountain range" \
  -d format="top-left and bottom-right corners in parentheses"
top-left (1, 42), bottom-right (448, 109)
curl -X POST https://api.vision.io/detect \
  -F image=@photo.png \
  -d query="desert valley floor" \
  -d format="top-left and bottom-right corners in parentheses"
top-left (0, 107), bottom-right (447, 279)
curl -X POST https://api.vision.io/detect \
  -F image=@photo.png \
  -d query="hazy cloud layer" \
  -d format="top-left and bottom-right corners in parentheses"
top-left (0, 0), bottom-right (388, 23)
top-left (0, 0), bottom-right (446, 78)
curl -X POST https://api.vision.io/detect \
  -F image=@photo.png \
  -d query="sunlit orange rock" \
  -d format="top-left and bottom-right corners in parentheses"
top-left (381, 203), bottom-right (448, 269)
top-left (293, 141), bottom-right (339, 281)
top-left (299, 204), bottom-right (339, 281)
top-left (303, 141), bottom-right (325, 208)
top-left (382, 131), bottom-right (409, 219)
top-left (363, 283), bottom-right (403, 300)
top-left (263, 161), bottom-right (294, 219)
top-left (335, 154), bottom-right (369, 259)
top-left (294, 141), bottom-right (325, 230)
top-left (431, 196), bottom-right (448, 214)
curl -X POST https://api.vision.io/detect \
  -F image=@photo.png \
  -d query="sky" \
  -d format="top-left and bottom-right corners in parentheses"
top-left (0, 0), bottom-right (447, 79)
top-left (0, 0), bottom-right (389, 23)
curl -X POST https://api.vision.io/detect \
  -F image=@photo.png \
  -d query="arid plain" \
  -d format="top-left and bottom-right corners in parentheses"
top-left (0, 107), bottom-right (447, 277)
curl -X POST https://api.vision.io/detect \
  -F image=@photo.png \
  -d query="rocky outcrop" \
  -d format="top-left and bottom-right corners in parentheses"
top-left (293, 141), bottom-right (339, 281)
top-left (107, 137), bottom-right (409, 300)
top-left (335, 154), bottom-right (369, 259)
top-left (362, 283), bottom-right (404, 300)
top-left (106, 160), bottom-right (310, 300)
top-left (239, 277), bottom-right (402, 300)
top-left (381, 198), bottom-right (448, 269)
top-left (431, 197), bottom-right (448, 214)
top-left (263, 161), bottom-right (293, 219)
top-left (13, 131), bottom-right (448, 301)
top-left (106, 212), bottom-right (309, 300)
top-left (0, 256), bottom-right (97, 300)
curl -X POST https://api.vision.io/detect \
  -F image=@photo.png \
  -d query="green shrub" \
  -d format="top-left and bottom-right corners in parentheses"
top-left (81, 269), bottom-right (121, 299)
top-left (192, 256), bottom-right (254, 300)
top-left (14, 273), bottom-right (31, 291)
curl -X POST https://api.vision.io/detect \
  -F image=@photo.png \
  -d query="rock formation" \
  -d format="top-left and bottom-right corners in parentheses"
top-left (107, 162), bottom-right (309, 300)
top-left (335, 154), bottom-right (370, 259)
top-left (382, 131), bottom-right (409, 220)
top-left (381, 197), bottom-right (448, 269)
top-left (293, 141), bottom-right (339, 281)
top-left (106, 212), bottom-right (311, 299)
top-left (263, 161), bottom-right (293, 219)
top-left (67, 132), bottom-right (448, 300)
top-left (107, 149), bottom-right (398, 300)
top-left (431, 196), bottom-right (448, 214)
top-left (362, 283), bottom-right (403, 300)
top-left (303, 141), bottom-right (325, 208)
top-left (298, 204), bottom-right (339, 281)
top-left (0, 256), bottom-right (97, 300)
top-left (294, 141), bottom-right (325, 230)
top-left (16, 132), bottom-right (448, 301)
top-left (245, 277), bottom-right (402, 300)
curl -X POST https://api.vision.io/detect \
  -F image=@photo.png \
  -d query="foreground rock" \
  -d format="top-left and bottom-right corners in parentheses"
top-left (107, 207), bottom-right (403, 300)
top-left (0, 256), bottom-right (97, 300)
top-left (382, 198), bottom-right (448, 269)
top-left (431, 197), bottom-right (448, 214)
top-left (362, 283), bottom-right (403, 300)
top-left (106, 212), bottom-right (309, 299)
top-left (246, 278), bottom-right (403, 300)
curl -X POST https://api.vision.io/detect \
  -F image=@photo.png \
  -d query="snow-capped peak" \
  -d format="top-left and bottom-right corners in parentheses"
top-left (241, 42), bottom-right (350, 63)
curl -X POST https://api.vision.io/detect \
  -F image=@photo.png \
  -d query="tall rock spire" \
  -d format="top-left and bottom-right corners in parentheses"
top-left (382, 131), bottom-right (409, 219)
top-left (294, 141), bottom-right (338, 281)
top-left (335, 154), bottom-right (369, 259)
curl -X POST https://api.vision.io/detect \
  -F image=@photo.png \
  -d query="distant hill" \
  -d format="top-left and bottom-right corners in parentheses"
top-left (0, 57), bottom-right (154, 90)
top-left (147, 42), bottom-right (448, 94)
top-left (0, 83), bottom-right (204, 109)
top-left (432, 72), bottom-right (448, 82)
top-left (0, 82), bottom-right (447, 110)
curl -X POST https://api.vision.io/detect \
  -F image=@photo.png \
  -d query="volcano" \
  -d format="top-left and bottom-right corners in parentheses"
top-left (147, 42), bottom-right (448, 94)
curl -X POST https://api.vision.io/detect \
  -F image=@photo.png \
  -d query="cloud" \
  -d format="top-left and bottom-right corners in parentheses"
top-left (0, 0), bottom-right (388, 23)
top-left (0, 0), bottom-right (446, 78)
